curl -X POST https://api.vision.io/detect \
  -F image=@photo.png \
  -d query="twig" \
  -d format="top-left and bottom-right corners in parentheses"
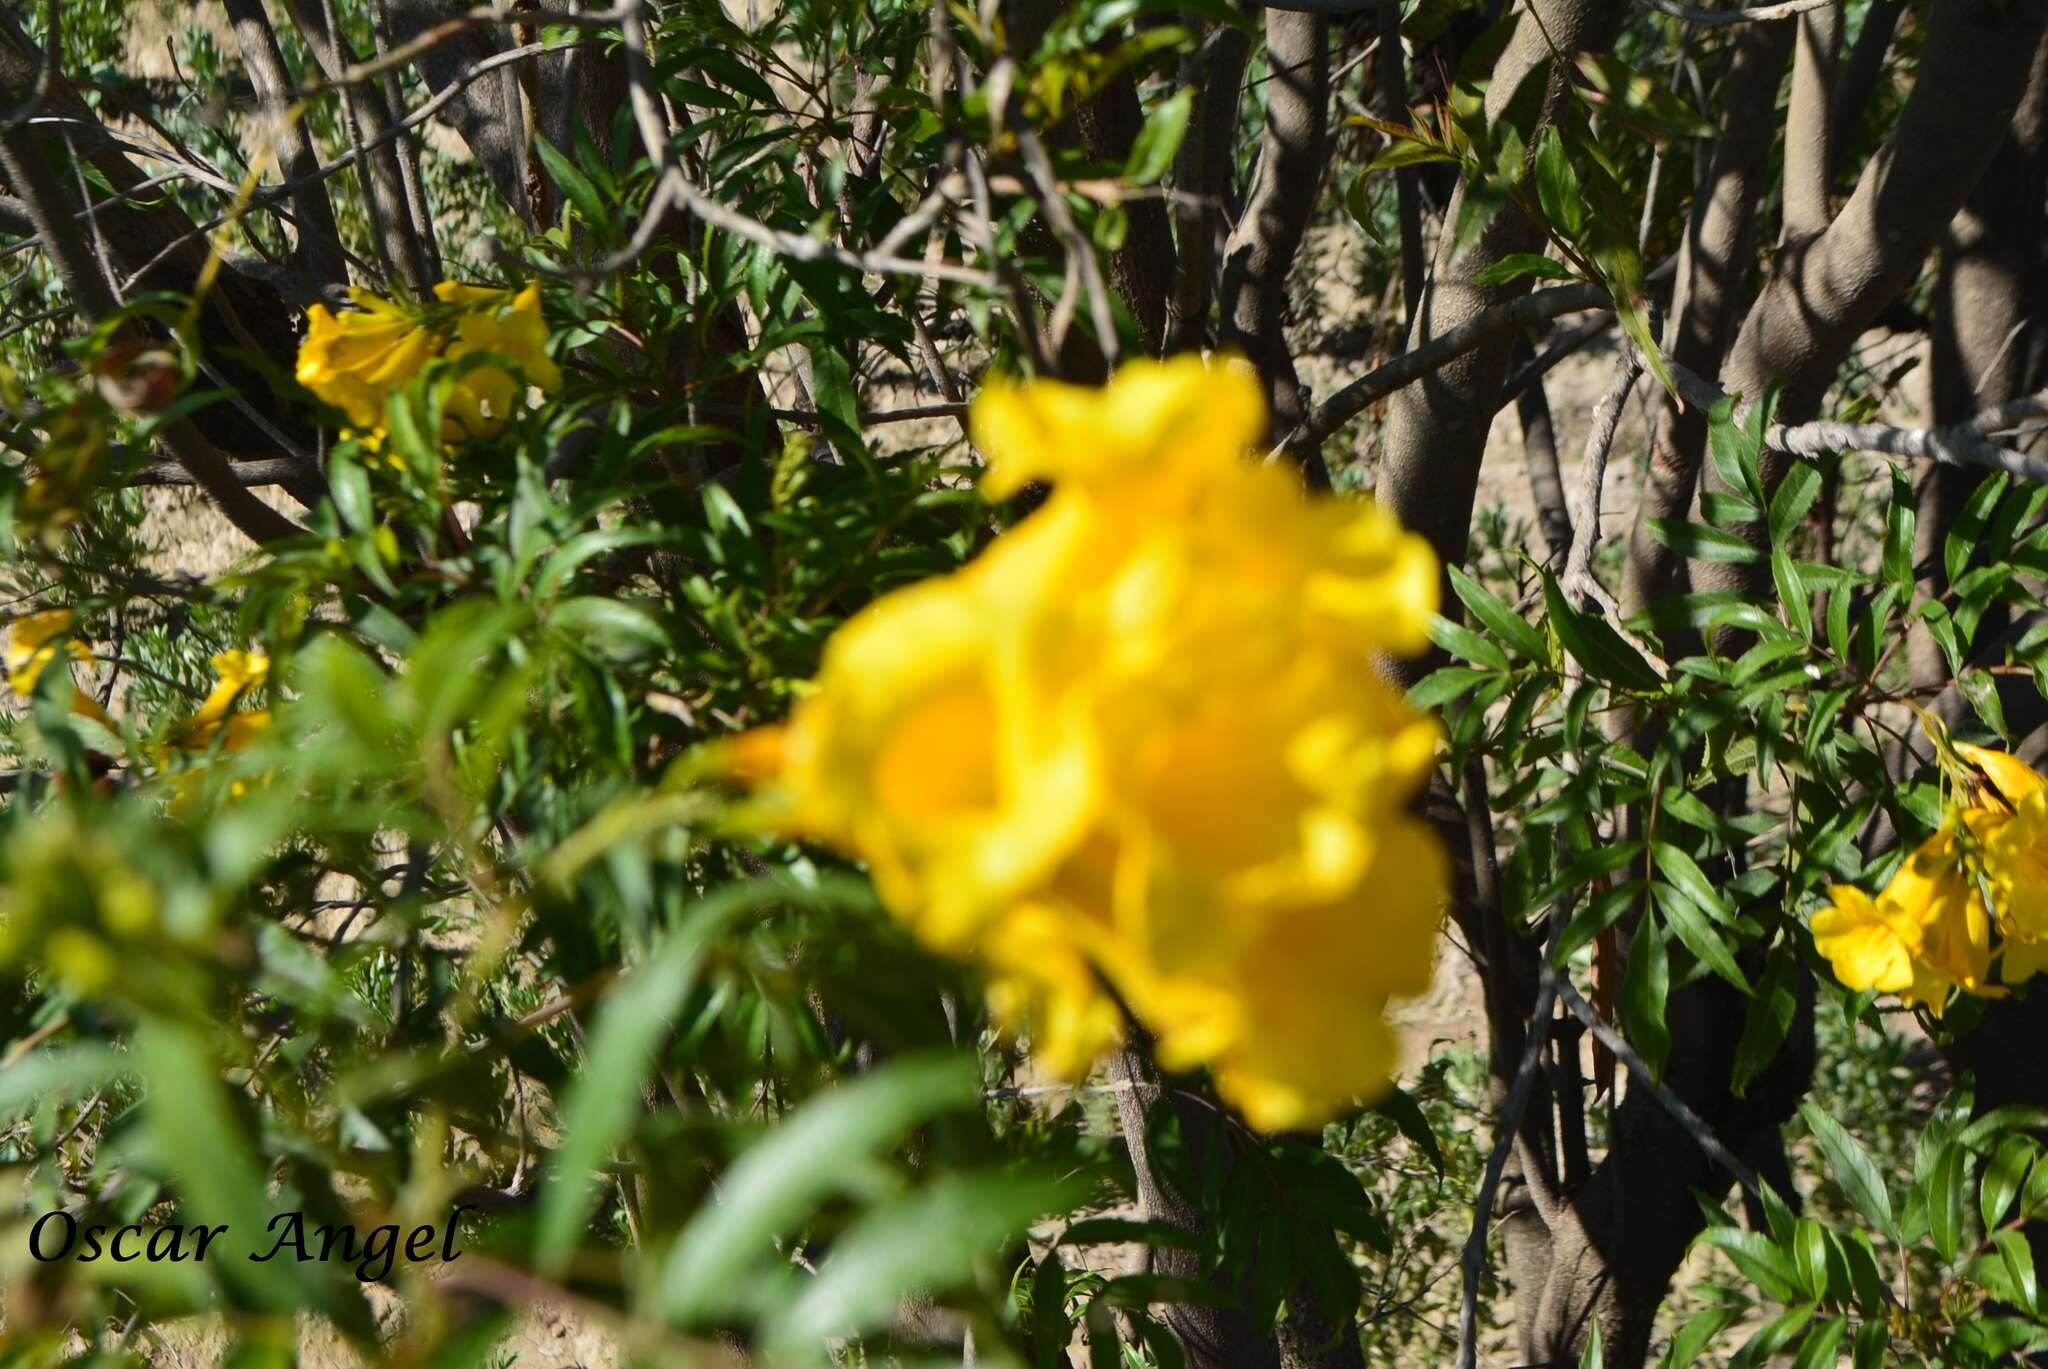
top-left (1638, 0), bottom-right (1838, 23)
top-left (1560, 342), bottom-right (1646, 611)
top-left (1278, 283), bottom-right (1610, 459)
top-left (1457, 911), bottom-right (1567, 1369)
top-left (1555, 979), bottom-right (1764, 1196)
top-left (1017, 125), bottom-right (1120, 368)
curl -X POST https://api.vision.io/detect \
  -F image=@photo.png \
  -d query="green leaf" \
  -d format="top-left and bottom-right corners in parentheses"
top-left (1789, 1318), bottom-right (1848, 1369)
top-left (1662, 1306), bottom-right (1742, 1368)
top-left (1533, 126), bottom-right (1583, 239)
top-left (1032, 1249), bottom-right (1072, 1369)
top-left (137, 1023), bottom-right (363, 1326)
top-left (1450, 563), bottom-right (1549, 661)
top-left (1370, 1086), bottom-right (1447, 1177)
top-left (1769, 462), bottom-right (1823, 547)
top-left (1473, 253), bottom-right (1576, 286)
top-left (1731, 941), bottom-right (1798, 1095)
top-left (1928, 1138), bottom-right (1968, 1262)
top-left (660, 1054), bottom-right (978, 1323)
top-left (1545, 572), bottom-right (1664, 691)
top-left (1650, 842), bottom-right (1731, 922)
top-left (1125, 87), bottom-right (1193, 185)
top-left (326, 447), bottom-right (374, 534)
top-left (805, 341), bottom-right (871, 468)
top-left (1647, 518), bottom-right (1761, 564)
top-left (1960, 668), bottom-right (2011, 743)
top-left (1800, 1101), bottom-right (1896, 1239)
top-left (1707, 394), bottom-right (1765, 506)
top-left (1553, 879), bottom-right (1645, 966)
top-left (1882, 470), bottom-right (1917, 595)
top-left (0, 1043), bottom-right (124, 1120)
top-left (1408, 665), bottom-right (1492, 710)
top-left (533, 134), bottom-right (607, 229)
top-left (1623, 914), bottom-right (1670, 1079)
top-left (1852, 1319), bottom-right (1888, 1369)
top-left (1428, 613), bottom-right (1511, 670)
top-left (768, 1170), bottom-right (1080, 1356)
top-left (1982, 1135), bottom-right (2037, 1232)
top-left (1946, 471), bottom-right (2009, 584)
top-left (1699, 1227), bottom-right (1799, 1302)
top-left (1652, 883), bottom-right (1747, 990)
top-left (1364, 135), bottom-right (1464, 174)
top-left (536, 904), bottom-right (739, 1270)
top-left (1580, 1321), bottom-right (1604, 1369)
top-left (1993, 1227), bottom-right (2039, 1314)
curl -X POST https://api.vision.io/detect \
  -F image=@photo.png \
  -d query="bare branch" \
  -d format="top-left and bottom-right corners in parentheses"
top-left (1279, 282), bottom-right (1611, 459)
top-left (1557, 980), bottom-right (1764, 1196)
top-left (1457, 909), bottom-right (1566, 1369)
top-left (1638, 0), bottom-right (1838, 25)
top-left (0, 126), bottom-right (302, 545)
top-left (1561, 343), bottom-right (1646, 611)
top-left (1780, 2), bottom-right (1841, 243)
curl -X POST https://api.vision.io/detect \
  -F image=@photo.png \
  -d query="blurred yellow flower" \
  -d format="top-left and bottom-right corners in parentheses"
top-left (296, 289), bottom-right (436, 430)
top-left (6, 609), bottom-right (113, 729)
top-left (734, 356), bottom-right (1446, 1131)
top-left (7, 609), bottom-right (88, 695)
top-left (295, 282), bottom-right (560, 439)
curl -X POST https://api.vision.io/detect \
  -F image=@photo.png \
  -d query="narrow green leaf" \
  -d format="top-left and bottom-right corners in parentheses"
top-left (1653, 883), bottom-right (1748, 990)
top-left (536, 907), bottom-right (735, 1270)
top-left (533, 134), bottom-right (607, 228)
top-left (1449, 563), bottom-right (1549, 662)
top-left (1801, 1100), bottom-right (1896, 1239)
top-left (660, 1055), bottom-right (978, 1323)
top-left (1124, 87), bottom-right (1193, 185)
top-left (1623, 914), bottom-right (1670, 1079)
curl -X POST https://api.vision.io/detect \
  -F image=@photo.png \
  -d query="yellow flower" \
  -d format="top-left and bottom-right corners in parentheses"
top-left (1881, 827), bottom-right (1996, 1008)
top-left (745, 572), bottom-right (1097, 952)
top-left (1958, 742), bottom-right (2048, 807)
top-left (163, 652), bottom-right (272, 812)
top-left (6, 609), bottom-right (88, 696)
top-left (295, 282), bottom-right (560, 440)
top-left (435, 282), bottom-right (561, 437)
top-left (1812, 885), bottom-right (1919, 997)
top-left (971, 357), bottom-right (1265, 501)
top-left (1949, 743), bottom-right (2048, 981)
top-left (296, 289), bottom-right (436, 430)
top-left (188, 650), bottom-right (268, 734)
top-left (1813, 825), bottom-right (1996, 1013)
top-left (981, 903), bottom-right (1123, 1080)
top-left (737, 355), bottom-right (1446, 1130)
top-left (6, 610), bottom-right (113, 729)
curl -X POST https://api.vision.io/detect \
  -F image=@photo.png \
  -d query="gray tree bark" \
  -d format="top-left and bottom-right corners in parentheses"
top-left (1376, 0), bottom-right (1629, 656)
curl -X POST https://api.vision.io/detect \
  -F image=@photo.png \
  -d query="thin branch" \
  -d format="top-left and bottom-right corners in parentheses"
top-left (1278, 282), bottom-right (1610, 459)
top-left (0, 121), bottom-right (301, 545)
top-left (1457, 910), bottom-right (1567, 1369)
top-left (1638, 0), bottom-right (1838, 25)
top-left (1556, 979), bottom-right (1764, 1196)
top-left (1561, 342), bottom-right (1645, 610)
top-left (1018, 124), bottom-right (1120, 369)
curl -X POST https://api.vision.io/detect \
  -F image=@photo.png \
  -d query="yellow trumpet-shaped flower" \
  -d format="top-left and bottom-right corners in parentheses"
top-left (733, 355), bottom-right (1446, 1131)
top-left (296, 289), bottom-right (437, 430)
top-left (295, 282), bottom-right (560, 439)
top-left (170, 650), bottom-right (270, 752)
top-left (6, 609), bottom-right (89, 696)
top-left (1813, 823), bottom-right (1999, 1012)
top-left (435, 282), bottom-right (562, 437)
top-left (6, 610), bottom-right (113, 729)
top-left (1951, 742), bottom-right (2048, 980)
